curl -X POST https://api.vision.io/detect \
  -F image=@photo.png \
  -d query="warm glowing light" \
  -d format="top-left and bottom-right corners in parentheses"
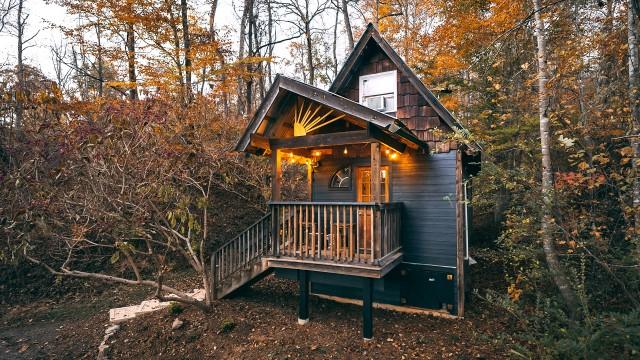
top-left (382, 170), bottom-right (387, 179)
top-left (390, 153), bottom-right (398, 160)
top-left (289, 152), bottom-right (294, 158)
top-left (293, 100), bottom-right (345, 136)
top-left (343, 147), bottom-right (348, 154)
top-left (385, 149), bottom-right (390, 155)
top-left (314, 151), bottom-right (321, 157)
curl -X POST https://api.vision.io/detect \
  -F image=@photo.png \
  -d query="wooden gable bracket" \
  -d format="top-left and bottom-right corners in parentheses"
top-left (366, 123), bottom-right (407, 153)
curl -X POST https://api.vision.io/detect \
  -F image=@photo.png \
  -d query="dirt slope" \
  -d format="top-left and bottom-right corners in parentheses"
top-left (109, 276), bottom-right (516, 359)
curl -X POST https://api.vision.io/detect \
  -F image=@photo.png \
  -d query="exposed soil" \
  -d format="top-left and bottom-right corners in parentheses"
top-left (1, 274), bottom-right (517, 359)
top-left (0, 286), bottom-right (145, 359)
top-left (0, 270), bottom-right (200, 359)
top-left (109, 276), bottom-right (516, 359)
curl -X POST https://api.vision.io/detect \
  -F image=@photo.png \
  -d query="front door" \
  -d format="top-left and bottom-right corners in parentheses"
top-left (356, 167), bottom-right (389, 256)
top-left (356, 167), bottom-right (389, 202)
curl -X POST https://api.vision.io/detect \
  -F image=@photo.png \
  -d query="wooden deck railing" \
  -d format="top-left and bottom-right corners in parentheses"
top-left (211, 202), bottom-right (402, 295)
top-left (212, 213), bottom-right (272, 286)
top-left (269, 202), bottom-right (402, 264)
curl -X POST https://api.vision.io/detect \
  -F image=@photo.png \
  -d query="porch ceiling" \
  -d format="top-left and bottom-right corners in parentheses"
top-left (235, 75), bottom-right (426, 155)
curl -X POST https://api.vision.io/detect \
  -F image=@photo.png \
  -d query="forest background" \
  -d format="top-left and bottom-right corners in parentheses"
top-left (1, 0), bottom-right (640, 357)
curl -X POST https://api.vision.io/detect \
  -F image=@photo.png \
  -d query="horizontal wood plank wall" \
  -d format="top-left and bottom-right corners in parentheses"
top-left (312, 151), bottom-right (457, 268)
top-left (394, 151), bottom-right (457, 267)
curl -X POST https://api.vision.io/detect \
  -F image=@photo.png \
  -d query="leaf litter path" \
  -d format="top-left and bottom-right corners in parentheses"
top-left (1, 275), bottom-right (517, 359)
top-left (109, 275), bottom-right (517, 359)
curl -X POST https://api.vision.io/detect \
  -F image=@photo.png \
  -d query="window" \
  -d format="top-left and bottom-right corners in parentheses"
top-left (329, 166), bottom-right (352, 189)
top-left (359, 70), bottom-right (397, 114)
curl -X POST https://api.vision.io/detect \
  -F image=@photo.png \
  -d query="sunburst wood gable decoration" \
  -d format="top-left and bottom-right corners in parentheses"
top-left (292, 100), bottom-right (346, 136)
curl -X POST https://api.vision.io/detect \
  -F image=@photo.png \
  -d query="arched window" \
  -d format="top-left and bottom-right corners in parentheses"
top-left (329, 166), bottom-right (352, 190)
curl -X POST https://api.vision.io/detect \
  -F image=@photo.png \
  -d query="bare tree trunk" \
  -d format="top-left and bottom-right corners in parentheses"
top-left (168, 0), bottom-right (185, 104)
top-left (245, 4), bottom-right (255, 114)
top-left (341, 0), bottom-right (353, 49)
top-left (628, 0), bottom-right (640, 240)
top-left (305, 19), bottom-right (314, 85)
top-left (71, 46), bottom-right (85, 100)
top-left (208, 0), bottom-right (228, 115)
top-left (267, 0), bottom-right (274, 86)
top-left (531, 0), bottom-right (578, 313)
top-left (95, 21), bottom-right (104, 97)
top-left (15, 0), bottom-right (24, 128)
top-left (181, 0), bottom-right (192, 103)
top-left (332, 4), bottom-right (338, 78)
top-left (125, 21), bottom-right (138, 100)
top-left (253, 11), bottom-right (265, 102)
top-left (237, 0), bottom-right (250, 115)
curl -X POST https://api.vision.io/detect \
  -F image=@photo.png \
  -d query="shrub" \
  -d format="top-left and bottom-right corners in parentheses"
top-left (167, 302), bottom-right (184, 316)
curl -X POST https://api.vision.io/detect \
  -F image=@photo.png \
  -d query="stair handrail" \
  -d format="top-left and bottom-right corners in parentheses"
top-left (211, 212), bottom-right (273, 296)
top-left (215, 212), bottom-right (272, 250)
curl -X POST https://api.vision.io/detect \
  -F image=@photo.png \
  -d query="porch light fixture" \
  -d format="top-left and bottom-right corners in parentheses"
top-left (343, 147), bottom-right (348, 155)
top-left (390, 152), bottom-right (398, 160)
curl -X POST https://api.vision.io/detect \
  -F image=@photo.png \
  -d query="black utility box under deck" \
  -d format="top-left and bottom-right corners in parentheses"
top-left (400, 264), bottom-right (455, 311)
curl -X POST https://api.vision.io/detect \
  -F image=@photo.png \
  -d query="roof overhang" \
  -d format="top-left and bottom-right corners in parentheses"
top-left (235, 75), bottom-right (427, 155)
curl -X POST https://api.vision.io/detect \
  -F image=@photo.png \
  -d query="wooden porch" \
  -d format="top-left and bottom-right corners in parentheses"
top-left (267, 201), bottom-right (402, 278)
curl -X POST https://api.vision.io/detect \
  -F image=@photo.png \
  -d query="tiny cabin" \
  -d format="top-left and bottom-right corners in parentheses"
top-left (212, 23), bottom-right (481, 340)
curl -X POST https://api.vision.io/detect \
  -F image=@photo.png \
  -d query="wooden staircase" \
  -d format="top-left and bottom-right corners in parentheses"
top-left (211, 213), bottom-right (273, 299)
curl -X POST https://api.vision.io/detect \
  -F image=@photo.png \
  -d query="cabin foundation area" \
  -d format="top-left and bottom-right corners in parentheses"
top-left (211, 23), bottom-right (481, 339)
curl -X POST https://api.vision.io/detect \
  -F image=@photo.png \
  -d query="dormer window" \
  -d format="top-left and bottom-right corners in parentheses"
top-left (359, 70), bottom-right (397, 114)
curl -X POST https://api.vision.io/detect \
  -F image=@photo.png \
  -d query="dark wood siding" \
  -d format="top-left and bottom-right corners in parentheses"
top-left (393, 151), bottom-right (457, 267)
top-left (311, 151), bottom-right (457, 267)
top-left (335, 42), bottom-right (454, 152)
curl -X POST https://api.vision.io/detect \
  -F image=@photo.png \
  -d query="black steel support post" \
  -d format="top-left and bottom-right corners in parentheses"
top-left (298, 270), bottom-right (309, 325)
top-left (362, 277), bottom-right (373, 340)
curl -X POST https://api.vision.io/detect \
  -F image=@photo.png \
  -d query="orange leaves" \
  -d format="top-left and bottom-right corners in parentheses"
top-left (555, 171), bottom-right (606, 190)
top-left (508, 283), bottom-right (522, 302)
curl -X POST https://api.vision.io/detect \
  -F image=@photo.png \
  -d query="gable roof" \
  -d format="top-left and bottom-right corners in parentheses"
top-left (330, 23), bottom-right (481, 152)
top-left (235, 74), bottom-right (425, 153)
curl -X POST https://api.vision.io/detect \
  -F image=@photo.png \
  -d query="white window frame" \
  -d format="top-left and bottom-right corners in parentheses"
top-left (358, 70), bottom-right (397, 114)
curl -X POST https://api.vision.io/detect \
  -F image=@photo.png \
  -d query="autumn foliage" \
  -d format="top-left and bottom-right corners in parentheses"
top-left (1, 0), bottom-right (640, 357)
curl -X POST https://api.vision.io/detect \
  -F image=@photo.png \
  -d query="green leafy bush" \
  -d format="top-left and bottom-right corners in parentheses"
top-left (167, 302), bottom-right (184, 316)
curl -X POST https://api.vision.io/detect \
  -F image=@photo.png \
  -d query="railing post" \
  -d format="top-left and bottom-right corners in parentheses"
top-left (271, 205), bottom-right (279, 257)
top-left (374, 204), bottom-right (381, 264)
top-left (210, 253), bottom-right (217, 300)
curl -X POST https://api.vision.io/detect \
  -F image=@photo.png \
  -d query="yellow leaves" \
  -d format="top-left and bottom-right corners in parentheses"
top-left (508, 283), bottom-right (522, 302)
top-left (620, 146), bottom-right (634, 165)
top-left (620, 146), bottom-right (634, 157)
top-left (592, 154), bottom-right (609, 165)
top-left (577, 162), bottom-right (590, 170)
